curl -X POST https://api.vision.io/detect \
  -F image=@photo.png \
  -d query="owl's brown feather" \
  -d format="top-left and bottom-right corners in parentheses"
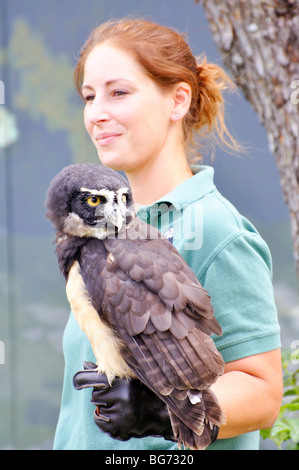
top-left (72, 217), bottom-right (225, 449)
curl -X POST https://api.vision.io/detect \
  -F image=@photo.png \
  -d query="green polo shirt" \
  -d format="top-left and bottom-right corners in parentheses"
top-left (53, 165), bottom-right (280, 450)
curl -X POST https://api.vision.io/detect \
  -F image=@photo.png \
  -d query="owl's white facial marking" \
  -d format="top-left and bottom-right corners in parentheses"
top-left (63, 186), bottom-right (131, 240)
top-left (80, 187), bottom-right (114, 199)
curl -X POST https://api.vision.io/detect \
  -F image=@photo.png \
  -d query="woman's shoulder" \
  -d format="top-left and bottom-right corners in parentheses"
top-left (176, 184), bottom-right (271, 280)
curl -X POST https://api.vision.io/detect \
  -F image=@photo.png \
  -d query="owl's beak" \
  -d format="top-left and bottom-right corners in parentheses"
top-left (106, 204), bottom-right (124, 231)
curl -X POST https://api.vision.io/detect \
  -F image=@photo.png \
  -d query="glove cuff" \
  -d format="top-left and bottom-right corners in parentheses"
top-left (210, 425), bottom-right (219, 445)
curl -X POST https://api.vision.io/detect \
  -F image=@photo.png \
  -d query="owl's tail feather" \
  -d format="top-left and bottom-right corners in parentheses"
top-left (167, 388), bottom-right (225, 450)
top-left (169, 412), bottom-right (215, 450)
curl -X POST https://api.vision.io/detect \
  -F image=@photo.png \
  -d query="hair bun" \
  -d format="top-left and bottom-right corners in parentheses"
top-left (186, 56), bottom-right (240, 156)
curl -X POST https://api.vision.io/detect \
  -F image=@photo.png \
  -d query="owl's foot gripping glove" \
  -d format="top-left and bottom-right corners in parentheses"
top-left (73, 362), bottom-right (175, 442)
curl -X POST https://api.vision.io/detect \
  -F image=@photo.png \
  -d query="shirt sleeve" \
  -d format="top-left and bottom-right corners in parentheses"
top-left (198, 232), bottom-right (281, 364)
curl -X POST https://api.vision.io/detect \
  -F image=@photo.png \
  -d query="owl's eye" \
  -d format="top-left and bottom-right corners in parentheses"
top-left (122, 193), bottom-right (128, 204)
top-left (86, 196), bottom-right (104, 207)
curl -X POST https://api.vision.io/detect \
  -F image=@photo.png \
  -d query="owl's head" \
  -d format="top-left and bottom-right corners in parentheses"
top-left (46, 163), bottom-right (134, 239)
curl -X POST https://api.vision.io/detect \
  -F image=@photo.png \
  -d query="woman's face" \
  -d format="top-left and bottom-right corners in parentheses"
top-left (82, 42), bottom-right (177, 173)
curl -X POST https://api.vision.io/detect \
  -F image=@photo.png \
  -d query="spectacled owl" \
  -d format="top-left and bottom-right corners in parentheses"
top-left (46, 163), bottom-right (225, 450)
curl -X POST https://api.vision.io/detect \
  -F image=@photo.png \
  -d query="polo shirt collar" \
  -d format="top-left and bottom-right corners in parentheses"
top-left (137, 165), bottom-right (216, 223)
top-left (153, 165), bottom-right (216, 210)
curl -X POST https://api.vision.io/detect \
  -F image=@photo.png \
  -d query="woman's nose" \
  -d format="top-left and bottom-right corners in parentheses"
top-left (87, 98), bottom-right (110, 124)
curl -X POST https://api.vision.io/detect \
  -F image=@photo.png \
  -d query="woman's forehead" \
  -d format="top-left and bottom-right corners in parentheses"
top-left (83, 43), bottom-right (145, 83)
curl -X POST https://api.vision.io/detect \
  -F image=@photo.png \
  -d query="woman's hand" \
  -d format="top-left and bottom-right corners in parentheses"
top-left (73, 362), bottom-right (175, 441)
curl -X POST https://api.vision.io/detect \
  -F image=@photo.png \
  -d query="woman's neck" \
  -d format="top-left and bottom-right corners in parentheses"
top-left (126, 150), bottom-right (193, 206)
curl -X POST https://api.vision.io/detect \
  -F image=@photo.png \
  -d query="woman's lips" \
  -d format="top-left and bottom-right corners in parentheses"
top-left (95, 132), bottom-right (122, 146)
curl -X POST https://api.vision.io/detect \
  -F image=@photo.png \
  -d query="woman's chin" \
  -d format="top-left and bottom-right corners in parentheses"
top-left (97, 153), bottom-right (125, 172)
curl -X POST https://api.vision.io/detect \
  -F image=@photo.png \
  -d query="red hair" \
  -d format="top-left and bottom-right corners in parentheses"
top-left (74, 18), bottom-right (240, 156)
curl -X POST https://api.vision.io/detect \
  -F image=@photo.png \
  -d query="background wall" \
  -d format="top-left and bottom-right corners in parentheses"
top-left (0, 0), bottom-right (298, 449)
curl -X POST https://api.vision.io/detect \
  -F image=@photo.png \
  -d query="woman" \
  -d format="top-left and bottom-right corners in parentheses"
top-left (53, 18), bottom-right (282, 450)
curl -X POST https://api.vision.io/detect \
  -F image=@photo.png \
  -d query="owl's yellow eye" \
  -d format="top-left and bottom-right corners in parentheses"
top-left (122, 194), bottom-right (128, 204)
top-left (87, 196), bottom-right (102, 207)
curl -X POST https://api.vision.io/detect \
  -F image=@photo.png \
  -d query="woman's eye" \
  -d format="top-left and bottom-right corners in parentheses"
top-left (83, 94), bottom-right (95, 103)
top-left (86, 196), bottom-right (102, 207)
top-left (112, 90), bottom-right (127, 98)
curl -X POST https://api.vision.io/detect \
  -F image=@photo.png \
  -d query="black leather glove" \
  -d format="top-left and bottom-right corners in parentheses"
top-left (73, 362), bottom-right (175, 442)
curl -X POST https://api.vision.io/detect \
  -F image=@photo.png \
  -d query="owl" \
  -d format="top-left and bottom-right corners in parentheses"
top-left (46, 163), bottom-right (225, 450)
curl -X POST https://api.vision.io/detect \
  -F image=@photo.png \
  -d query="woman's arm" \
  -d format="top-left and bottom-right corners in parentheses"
top-left (211, 348), bottom-right (283, 439)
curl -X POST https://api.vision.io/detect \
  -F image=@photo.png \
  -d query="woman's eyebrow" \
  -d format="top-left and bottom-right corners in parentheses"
top-left (82, 78), bottom-right (136, 90)
top-left (82, 84), bottom-right (94, 92)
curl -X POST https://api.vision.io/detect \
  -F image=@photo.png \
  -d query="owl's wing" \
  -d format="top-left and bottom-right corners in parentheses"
top-left (102, 232), bottom-right (224, 389)
top-left (104, 218), bottom-right (222, 338)
top-left (96, 221), bottom-right (225, 447)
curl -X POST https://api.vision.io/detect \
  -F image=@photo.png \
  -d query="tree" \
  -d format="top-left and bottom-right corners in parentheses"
top-left (197, 0), bottom-right (299, 277)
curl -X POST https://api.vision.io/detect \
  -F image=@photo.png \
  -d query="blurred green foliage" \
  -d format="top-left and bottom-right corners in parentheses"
top-left (261, 349), bottom-right (299, 450)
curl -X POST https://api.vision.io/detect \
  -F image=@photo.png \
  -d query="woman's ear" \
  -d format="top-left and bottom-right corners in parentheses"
top-left (171, 82), bottom-right (192, 122)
